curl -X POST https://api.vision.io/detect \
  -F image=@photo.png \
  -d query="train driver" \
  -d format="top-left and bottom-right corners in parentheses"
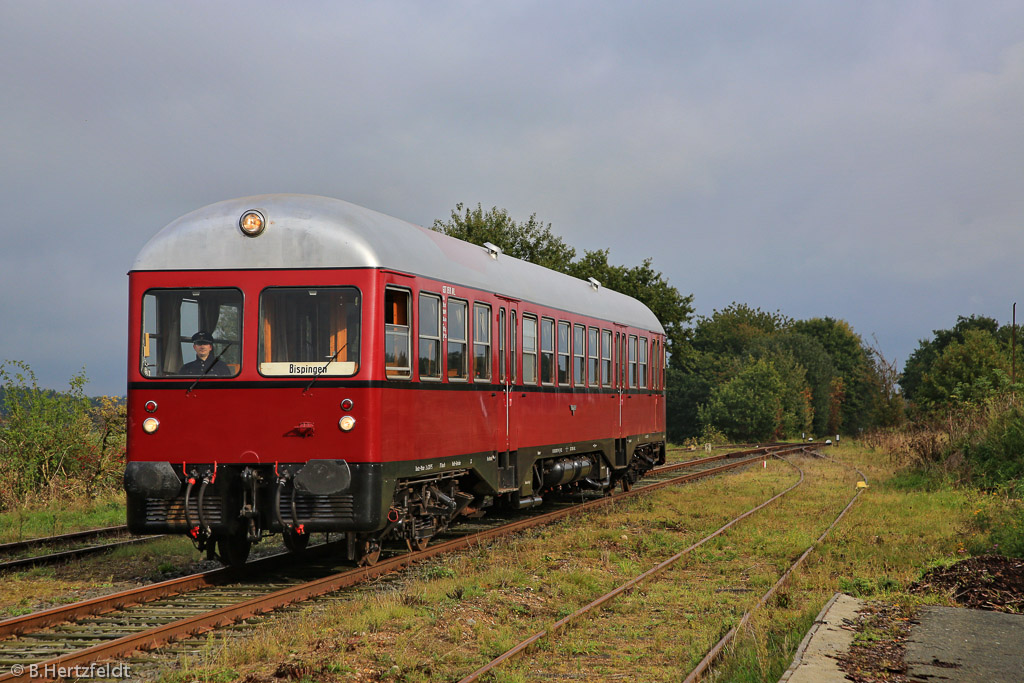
top-left (178, 331), bottom-right (231, 376)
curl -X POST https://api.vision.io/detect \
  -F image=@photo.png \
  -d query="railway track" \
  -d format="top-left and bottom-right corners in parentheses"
top-left (0, 444), bottom-right (804, 681)
top-left (0, 526), bottom-right (130, 556)
top-left (0, 527), bottom-right (165, 573)
top-left (458, 446), bottom-right (862, 682)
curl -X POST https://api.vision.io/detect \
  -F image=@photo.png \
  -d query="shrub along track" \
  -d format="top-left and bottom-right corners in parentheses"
top-left (0, 445), bottom-right (804, 682)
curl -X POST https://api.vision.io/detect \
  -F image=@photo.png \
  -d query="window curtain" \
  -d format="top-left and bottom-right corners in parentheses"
top-left (197, 294), bottom-right (226, 339)
top-left (158, 294), bottom-right (184, 374)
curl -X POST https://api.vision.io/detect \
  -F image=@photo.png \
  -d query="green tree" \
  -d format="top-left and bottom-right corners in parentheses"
top-left (672, 305), bottom-right (808, 441)
top-left (433, 203), bottom-right (693, 355)
top-left (698, 357), bottom-right (786, 441)
top-left (749, 332), bottom-right (835, 435)
top-left (827, 376), bottom-right (846, 434)
top-left (900, 315), bottom-right (1013, 406)
top-left (915, 329), bottom-right (1013, 410)
top-left (665, 348), bottom-right (717, 442)
top-left (790, 317), bottom-right (883, 434)
top-left (432, 203), bottom-right (577, 273)
top-left (566, 249), bottom-right (693, 354)
top-left (748, 345), bottom-right (814, 438)
top-left (691, 303), bottom-right (790, 356)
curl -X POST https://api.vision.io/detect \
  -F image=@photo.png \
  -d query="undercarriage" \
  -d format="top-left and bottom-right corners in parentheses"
top-left (126, 441), bottom-right (665, 567)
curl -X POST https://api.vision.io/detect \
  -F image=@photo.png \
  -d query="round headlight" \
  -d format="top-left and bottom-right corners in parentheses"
top-left (338, 415), bottom-right (356, 432)
top-left (142, 417), bottom-right (160, 434)
top-left (239, 209), bottom-right (266, 237)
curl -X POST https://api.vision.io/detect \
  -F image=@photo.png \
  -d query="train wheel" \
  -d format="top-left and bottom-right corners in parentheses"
top-left (357, 537), bottom-right (381, 567)
top-left (406, 537), bottom-right (430, 552)
top-left (217, 532), bottom-right (251, 567)
top-left (282, 527), bottom-right (309, 553)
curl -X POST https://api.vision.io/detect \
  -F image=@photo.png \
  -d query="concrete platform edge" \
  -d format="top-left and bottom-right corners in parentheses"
top-left (778, 592), bottom-right (863, 683)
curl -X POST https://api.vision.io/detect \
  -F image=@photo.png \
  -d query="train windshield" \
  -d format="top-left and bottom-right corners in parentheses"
top-left (141, 288), bottom-right (242, 378)
top-left (259, 287), bottom-right (361, 376)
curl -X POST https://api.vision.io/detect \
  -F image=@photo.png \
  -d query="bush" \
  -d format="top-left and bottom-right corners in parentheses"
top-left (0, 361), bottom-right (125, 509)
top-left (861, 425), bottom-right (948, 467)
top-left (698, 357), bottom-right (785, 441)
top-left (966, 505), bottom-right (1024, 558)
top-left (959, 403), bottom-right (1024, 492)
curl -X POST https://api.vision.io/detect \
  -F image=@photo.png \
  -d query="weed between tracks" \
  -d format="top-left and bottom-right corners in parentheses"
top-left (157, 446), bottom-right (988, 682)
top-left (0, 533), bottom-right (213, 618)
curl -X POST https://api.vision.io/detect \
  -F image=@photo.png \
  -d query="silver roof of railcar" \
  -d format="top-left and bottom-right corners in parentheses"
top-left (133, 194), bottom-right (664, 333)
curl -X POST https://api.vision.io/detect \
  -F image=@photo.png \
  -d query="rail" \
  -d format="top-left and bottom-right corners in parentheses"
top-left (0, 445), bottom-right (796, 681)
top-left (456, 448), bottom-right (809, 683)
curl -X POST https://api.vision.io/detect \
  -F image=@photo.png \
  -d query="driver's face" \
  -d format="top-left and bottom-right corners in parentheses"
top-left (194, 342), bottom-right (212, 360)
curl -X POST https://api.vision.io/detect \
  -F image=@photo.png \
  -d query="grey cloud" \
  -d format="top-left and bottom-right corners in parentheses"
top-left (1, 1), bottom-right (1023, 394)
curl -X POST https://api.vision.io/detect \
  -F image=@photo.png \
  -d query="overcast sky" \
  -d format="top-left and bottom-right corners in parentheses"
top-left (2, 1), bottom-right (1023, 396)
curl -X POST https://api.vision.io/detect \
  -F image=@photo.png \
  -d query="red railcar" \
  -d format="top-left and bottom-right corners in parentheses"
top-left (125, 195), bottom-right (666, 565)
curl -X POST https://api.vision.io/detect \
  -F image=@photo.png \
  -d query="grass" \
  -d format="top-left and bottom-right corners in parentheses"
top-left (0, 491), bottom-right (126, 543)
top-left (0, 532), bottom-right (208, 618)
top-left (4, 441), bottom-right (1017, 681)
top-left (161, 441), bottom-right (1010, 682)
top-left (0, 538), bottom-right (206, 616)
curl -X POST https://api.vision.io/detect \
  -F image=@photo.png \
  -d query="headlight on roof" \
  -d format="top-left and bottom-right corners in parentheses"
top-left (239, 209), bottom-right (266, 237)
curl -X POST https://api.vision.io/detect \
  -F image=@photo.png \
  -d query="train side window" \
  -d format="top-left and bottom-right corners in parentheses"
top-left (557, 321), bottom-right (570, 386)
top-left (614, 331), bottom-right (620, 388)
top-left (651, 338), bottom-right (659, 389)
top-left (499, 308), bottom-right (506, 383)
top-left (522, 315), bottom-right (537, 384)
top-left (588, 327), bottom-right (599, 388)
top-left (601, 329), bottom-right (612, 387)
top-left (540, 317), bottom-right (555, 385)
top-left (473, 303), bottom-right (492, 382)
top-left (610, 331), bottom-right (618, 387)
top-left (656, 338), bottom-right (662, 389)
top-left (259, 287), bottom-right (360, 377)
top-left (447, 298), bottom-right (468, 381)
top-left (662, 339), bottom-right (667, 388)
top-left (573, 324), bottom-right (585, 387)
top-left (384, 288), bottom-right (412, 380)
top-left (628, 335), bottom-right (638, 388)
top-left (418, 293), bottom-right (441, 380)
top-left (142, 288), bottom-right (243, 378)
top-left (639, 336), bottom-right (648, 388)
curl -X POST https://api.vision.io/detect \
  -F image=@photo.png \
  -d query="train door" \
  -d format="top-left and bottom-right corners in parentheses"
top-left (614, 324), bottom-right (628, 467)
top-left (496, 300), bottom-right (519, 491)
